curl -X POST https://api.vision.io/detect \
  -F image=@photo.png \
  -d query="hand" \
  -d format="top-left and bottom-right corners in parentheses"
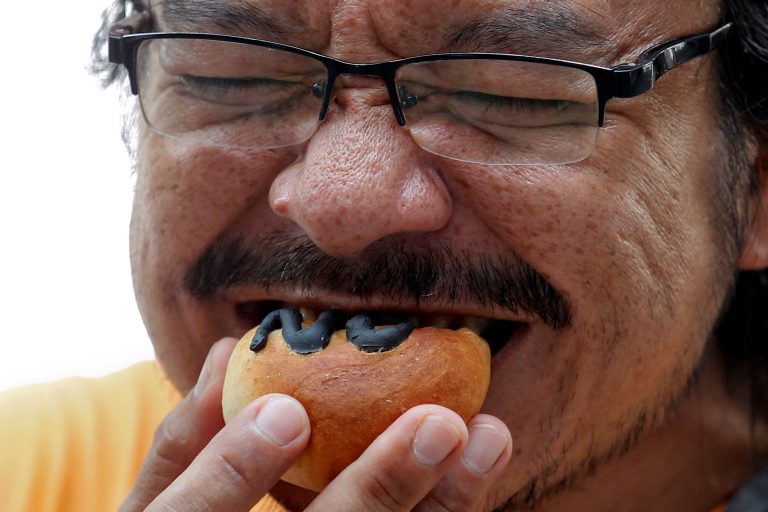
top-left (120, 338), bottom-right (513, 511)
top-left (309, 406), bottom-right (513, 511)
top-left (119, 337), bottom-right (311, 511)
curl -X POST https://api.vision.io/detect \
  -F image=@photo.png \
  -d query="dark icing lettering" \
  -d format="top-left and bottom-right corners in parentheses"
top-left (251, 309), bottom-right (346, 354)
top-left (250, 308), bottom-right (415, 354)
top-left (346, 312), bottom-right (415, 353)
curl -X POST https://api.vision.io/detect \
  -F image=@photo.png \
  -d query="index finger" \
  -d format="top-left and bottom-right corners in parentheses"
top-left (147, 393), bottom-right (311, 511)
top-left (119, 337), bottom-right (237, 512)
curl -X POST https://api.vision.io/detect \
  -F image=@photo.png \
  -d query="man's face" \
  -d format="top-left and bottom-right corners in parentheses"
top-left (131, 0), bottom-right (736, 507)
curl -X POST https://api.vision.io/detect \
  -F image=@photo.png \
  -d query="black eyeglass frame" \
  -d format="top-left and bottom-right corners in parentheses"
top-left (109, 9), bottom-right (732, 129)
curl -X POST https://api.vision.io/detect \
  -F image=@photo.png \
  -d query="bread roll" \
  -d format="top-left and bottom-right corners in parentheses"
top-left (222, 310), bottom-right (491, 492)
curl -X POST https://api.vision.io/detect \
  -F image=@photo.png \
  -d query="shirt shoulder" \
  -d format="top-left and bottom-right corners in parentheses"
top-left (0, 361), bottom-right (181, 512)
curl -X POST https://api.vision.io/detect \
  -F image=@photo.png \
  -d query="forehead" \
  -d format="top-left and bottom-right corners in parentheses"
top-left (154, 0), bottom-right (721, 63)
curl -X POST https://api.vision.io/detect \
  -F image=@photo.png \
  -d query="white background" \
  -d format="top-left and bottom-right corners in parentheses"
top-left (0, 1), bottom-right (154, 391)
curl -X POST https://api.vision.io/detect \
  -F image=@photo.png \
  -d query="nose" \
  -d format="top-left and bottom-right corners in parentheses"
top-left (268, 86), bottom-right (452, 257)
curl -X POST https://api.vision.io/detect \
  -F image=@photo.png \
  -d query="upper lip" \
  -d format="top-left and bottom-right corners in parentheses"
top-left (225, 287), bottom-right (537, 324)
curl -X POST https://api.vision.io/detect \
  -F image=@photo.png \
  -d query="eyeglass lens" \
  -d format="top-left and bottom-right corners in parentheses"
top-left (136, 38), bottom-right (600, 165)
top-left (137, 38), bottom-right (327, 150)
top-left (396, 60), bottom-right (599, 165)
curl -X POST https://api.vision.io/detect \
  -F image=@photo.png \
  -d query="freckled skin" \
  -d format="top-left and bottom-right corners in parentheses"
top-left (131, 0), bottom-right (766, 510)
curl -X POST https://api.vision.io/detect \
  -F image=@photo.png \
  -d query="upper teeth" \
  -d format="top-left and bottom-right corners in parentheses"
top-left (463, 316), bottom-right (491, 335)
top-left (299, 308), bottom-right (318, 322)
top-left (293, 306), bottom-right (489, 335)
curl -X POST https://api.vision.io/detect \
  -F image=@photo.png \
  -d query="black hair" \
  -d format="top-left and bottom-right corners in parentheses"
top-left (90, 0), bottom-right (768, 418)
top-left (91, 1), bottom-right (130, 88)
top-left (715, 0), bottom-right (768, 422)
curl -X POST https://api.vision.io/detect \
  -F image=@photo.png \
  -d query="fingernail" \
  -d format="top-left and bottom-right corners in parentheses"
top-left (254, 397), bottom-right (307, 446)
top-left (412, 415), bottom-right (462, 466)
top-left (461, 424), bottom-right (508, 474)
top-left (193, 353), bottom-right (213, 398)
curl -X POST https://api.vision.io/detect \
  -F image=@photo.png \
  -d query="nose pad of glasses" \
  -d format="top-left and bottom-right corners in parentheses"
top-left (316, 74), bottom-right (408, 126)
top-left (397, 84), bottom-right (418, 109)
top-left (312, 82), bottom-right (326, 99)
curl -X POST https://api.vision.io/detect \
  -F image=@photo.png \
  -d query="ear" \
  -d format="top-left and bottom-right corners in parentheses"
top-left (739, 144), bottom-right (768, 270)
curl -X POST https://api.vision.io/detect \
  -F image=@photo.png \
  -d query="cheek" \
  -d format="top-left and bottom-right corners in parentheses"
top-left (482, 148), bottom-right (723, 337)
top-left (461, 84), bottom-right (731, 419)
top-left (130, 131), bottom-right (301, 382)
top-left (460, 56), bottom-right (730, 338)
top-left (132, 132), bottom-right (299, 280)
top-left (130, 132), bottom-right (295, 320)
top-left (468, 127), bottom-right (733, 495)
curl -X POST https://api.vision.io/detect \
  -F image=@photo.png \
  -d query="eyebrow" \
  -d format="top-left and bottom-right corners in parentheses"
top-left (446, 4), bottom-right (611, 59)
top-left (157, 0), bottom-right (299, 37)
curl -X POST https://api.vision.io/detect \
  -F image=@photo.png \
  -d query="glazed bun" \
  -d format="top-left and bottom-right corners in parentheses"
top-left (222, 310), bottom-right (491, 492)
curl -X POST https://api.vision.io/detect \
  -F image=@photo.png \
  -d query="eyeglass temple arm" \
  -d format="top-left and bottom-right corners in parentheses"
top-left (609, 23), bottom-right (732, 100)
top-left (108, 3), bottom-right (151, 95)
top-left (108, 4), bottom-right (151, 66)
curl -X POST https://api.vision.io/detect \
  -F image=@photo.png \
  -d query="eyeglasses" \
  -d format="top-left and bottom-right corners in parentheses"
top-left (109, 10), bottom-right (731, 166)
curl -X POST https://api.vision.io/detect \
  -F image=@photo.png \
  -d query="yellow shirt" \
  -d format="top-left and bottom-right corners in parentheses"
top-left (0, 362), bottom-right (736, 511)
top-left (0, 361), bottom-right (288, 512)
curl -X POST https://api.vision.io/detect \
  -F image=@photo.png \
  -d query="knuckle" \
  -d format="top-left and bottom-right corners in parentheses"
top-left (420, 492), bottom-right (453, 512)
top-left (147, 494), bottom-right (208, 512)
top-left (418, 494), bottom-right (475, 512)
top-left (213, 451), bottom-right (261, 493)
top-left (154, 414), bottom-right (192, 450)
top-left (149, 418), bottom-right (194, 474)
top-left (122, 418), bottom-right (199, 512)
top-left (155, 504), bottom-right (185, 512)
top-left (360, 471), bottom-right (413, 512)
top-left (418, 478), bottom-right (483, 512)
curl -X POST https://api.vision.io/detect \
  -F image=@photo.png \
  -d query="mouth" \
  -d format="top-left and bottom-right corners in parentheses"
top-left (235, 300), bottom-right (527, 356)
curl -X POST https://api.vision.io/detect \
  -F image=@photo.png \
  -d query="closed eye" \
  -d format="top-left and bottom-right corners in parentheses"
top-left (454, 91), bottom-right (576, 113)
top-left (178, 74), bottom-right (306, 107)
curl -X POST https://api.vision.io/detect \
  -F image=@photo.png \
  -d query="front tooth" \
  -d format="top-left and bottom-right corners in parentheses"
top-left (300, 308), bottom-right (318, 322)
top-left (463, 316), bottom-right (491, 335)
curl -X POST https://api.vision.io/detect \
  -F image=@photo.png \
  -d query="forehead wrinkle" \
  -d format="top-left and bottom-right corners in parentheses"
top-left (446, 2), bottom-right (617, 63)
top-left (155, 0), bottom-right (300, 37)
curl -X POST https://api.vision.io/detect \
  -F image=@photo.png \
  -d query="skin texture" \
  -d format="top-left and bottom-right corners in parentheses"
top-left (125, 0), bottom-right (768, 510)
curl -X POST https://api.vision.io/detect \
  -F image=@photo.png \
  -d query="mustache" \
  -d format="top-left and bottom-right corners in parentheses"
top-left (184, 232), bottom-right (572, 331)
